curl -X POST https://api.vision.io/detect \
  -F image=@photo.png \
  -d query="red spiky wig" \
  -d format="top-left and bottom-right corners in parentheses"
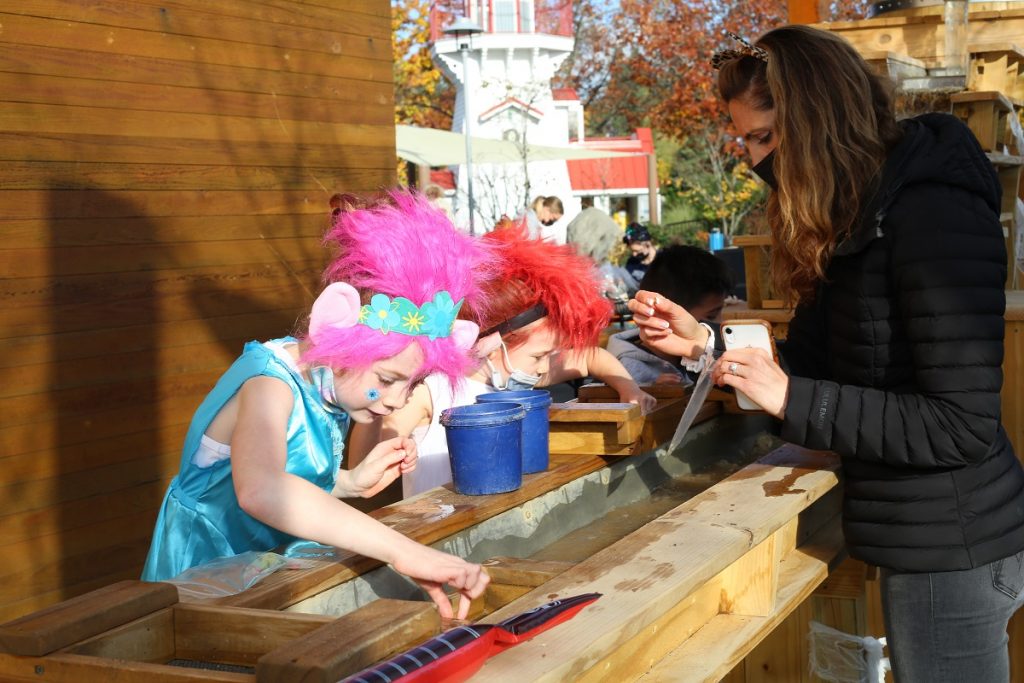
top-left (475, 221), bottom-right (612, 350)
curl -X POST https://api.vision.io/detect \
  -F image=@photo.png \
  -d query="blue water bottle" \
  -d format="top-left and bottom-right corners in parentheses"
top-left (709, 227), bottom-right (724, 252)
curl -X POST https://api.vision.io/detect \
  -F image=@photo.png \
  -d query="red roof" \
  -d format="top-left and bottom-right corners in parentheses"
top-left (429, 169), bottom-right (455, 190)
top-left (551, 87), bottom-right (580, 101)
top-left (567, 128), bottom-right (653, 192)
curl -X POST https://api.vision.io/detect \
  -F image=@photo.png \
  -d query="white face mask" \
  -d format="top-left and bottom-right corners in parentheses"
top-left (485, 343), bottom-right (542, 391)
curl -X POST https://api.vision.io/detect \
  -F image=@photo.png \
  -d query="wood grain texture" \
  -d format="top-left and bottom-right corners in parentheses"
top-left (0, 0), bottom-right (395, 624)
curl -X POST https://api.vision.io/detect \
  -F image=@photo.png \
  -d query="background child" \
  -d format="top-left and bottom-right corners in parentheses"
top-left (607, 244), bottom-right (733, 385)
top-left (349, 223), bottom-right (657, 498)
top-left (142, 192), bottom-right (492, 618)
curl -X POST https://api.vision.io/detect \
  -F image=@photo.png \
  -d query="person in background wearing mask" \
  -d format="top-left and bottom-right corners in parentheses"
top-left (348, 223), bottom-right (656, 498)
top-left (521, 195), bottom-right (564, 239)
top-left (630, 26), bottom-right (1024, 680)
top-left (608, 244), bottom-right (732, 386)
top-left (622, 223), bottom-right (658, 283)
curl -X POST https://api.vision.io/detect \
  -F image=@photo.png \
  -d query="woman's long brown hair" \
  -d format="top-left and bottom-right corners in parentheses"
top-left (718, 25), bottom-right (902, 304)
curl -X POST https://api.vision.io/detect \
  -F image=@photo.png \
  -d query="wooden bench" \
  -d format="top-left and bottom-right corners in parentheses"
top-left (952, 90), bottom-right (1018, 154)
top-left (969, 42), bottom-right (1024, 100)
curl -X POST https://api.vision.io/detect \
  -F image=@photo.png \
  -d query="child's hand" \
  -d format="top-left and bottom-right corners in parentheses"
top-left (617, 384), bottom-right (657, 414)
top-left (627, 290), bottom-right (707, 360)
top-left (348, 436), bottom-right (417, 498)
top-left (392, 546), bottom-right (491, 620)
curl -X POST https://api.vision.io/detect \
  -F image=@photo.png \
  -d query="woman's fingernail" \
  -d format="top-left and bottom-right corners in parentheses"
top-left (661, 320), bottom-right (670, 329)
top-left (646, 298), bottom-right (654, 306)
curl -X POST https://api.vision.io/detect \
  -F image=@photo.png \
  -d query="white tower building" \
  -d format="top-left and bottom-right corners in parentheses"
top-left (431, 0), bottom-right (579, 241)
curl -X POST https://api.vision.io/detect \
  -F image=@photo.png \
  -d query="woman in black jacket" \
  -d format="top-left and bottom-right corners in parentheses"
top-left (630, 25), bottom-right (1024, 682)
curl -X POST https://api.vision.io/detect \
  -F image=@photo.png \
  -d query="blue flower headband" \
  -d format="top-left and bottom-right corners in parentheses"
top-left (357, 291), bottom-right (465, 340)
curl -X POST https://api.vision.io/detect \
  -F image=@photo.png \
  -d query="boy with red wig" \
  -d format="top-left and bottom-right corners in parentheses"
top-left (349, 223), bottom-right (656, 497)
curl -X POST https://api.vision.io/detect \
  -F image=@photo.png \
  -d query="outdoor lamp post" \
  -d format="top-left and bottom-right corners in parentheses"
top-left (443, 17), bottom-right (483, 235)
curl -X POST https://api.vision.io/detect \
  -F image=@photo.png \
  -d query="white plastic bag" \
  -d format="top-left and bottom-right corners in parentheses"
top-left (808, 620), bottom-right (890, 683)
top-left (167, 549), bottom-right (327, 600)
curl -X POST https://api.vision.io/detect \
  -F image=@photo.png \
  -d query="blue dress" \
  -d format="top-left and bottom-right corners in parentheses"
top-left (141, 338), bottom-right (349, 581)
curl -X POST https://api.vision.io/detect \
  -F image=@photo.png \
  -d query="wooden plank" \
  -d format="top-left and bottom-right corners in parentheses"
top-left (5, 1), bottom-right (391, 59)
top-left (0, 366), bottom-right (235, 426)
top-left (0, 392), bottom-right (205, 459)
top-left (0, 309), bottom-right (299, 368)
top-left (0, 189), bottom-right (334, 220)
top-left (0, 44), bottom-right (393, 104)
top-left (0, 214), bottom-right (332, 249)
top-left (0, 131), bottom-right (397, 169)
top-left (0, 581), bottom-right (178, 656)
top-left (1, 279), bottom-right (315, 341)
top-left (173, 604), bottom-right (334, 666)
top-left (0, 652), bottom-right (250, 682)
top-left (0, 12), bottom-right (392, 77)
top-left (637, 515), bottom-right (844, 682)
top-left (0, 102), bottom-right (395, 147)
top-left (547, 403), bottom-right (642, 423)
top-left (0, 518), bottom-right (162, 604)
top-left (0, 161), bottom-right (394, 194)
top-left (480, 557), bottom-right (576, 587)
top-left (0, 424), bottom-right (184, 490)
top-left (1, 335), bottom-right (265, 401)
top-left (475, 446), bottom-right (841, 681)
top-left (129, 0), bottom-right (393, 38)
top-left (255, 599), bottom-right (440, 683)
top-left (0, 236), bottom-right (332, 279)
top-left (0, 475), bottom-right (170, 546)
top-left (62, 607), bottom-right (175, 663)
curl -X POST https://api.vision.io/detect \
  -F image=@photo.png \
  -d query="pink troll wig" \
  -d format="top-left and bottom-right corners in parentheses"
top-left (302, 191), bottom-right (493, 383)
top-left (475, 221), bottom-right (612, 350)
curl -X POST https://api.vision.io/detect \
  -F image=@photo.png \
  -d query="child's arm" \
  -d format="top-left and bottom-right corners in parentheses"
top-left (231, 376), bottom-right (488, 618)
top-left (548, 347), bottom-right (657, 413)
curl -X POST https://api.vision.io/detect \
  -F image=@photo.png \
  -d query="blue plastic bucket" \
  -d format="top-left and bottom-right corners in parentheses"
top-left (440, 402), bottom-right (525, 495)
top-left (476, 390), bottom-right (553, 474)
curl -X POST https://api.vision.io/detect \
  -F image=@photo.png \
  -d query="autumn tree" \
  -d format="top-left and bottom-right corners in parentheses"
top-left (393, 0), bottom-right (453, 129)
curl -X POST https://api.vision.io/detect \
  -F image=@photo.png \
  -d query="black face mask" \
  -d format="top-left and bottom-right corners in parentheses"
top-left (751, 149), bottom-right (778, 191)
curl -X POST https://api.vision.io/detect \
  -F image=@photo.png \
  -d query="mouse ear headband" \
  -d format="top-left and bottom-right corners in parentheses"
top-left (711, 31), bottom-right (769, 70)
top-left (309, 282), bottom-right (479, 352)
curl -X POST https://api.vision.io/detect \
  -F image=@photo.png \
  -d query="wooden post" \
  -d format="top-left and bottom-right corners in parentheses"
top-left (788, 0), bottom-right (820, 24)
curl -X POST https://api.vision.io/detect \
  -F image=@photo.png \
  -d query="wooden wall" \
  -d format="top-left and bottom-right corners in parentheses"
top-left (0, 0), bottom-right (396, 623)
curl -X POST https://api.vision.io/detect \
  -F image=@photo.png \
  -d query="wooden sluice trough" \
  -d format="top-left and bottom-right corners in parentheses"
top-left (0, 388), bottom-right (844, 682)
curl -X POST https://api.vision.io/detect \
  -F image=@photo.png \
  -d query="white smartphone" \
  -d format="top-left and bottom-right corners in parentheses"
top-left (721, 319), bottom-right (778, 411)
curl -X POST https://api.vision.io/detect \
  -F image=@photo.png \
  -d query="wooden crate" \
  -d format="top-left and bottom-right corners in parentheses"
top-left (548, 384), bottom-right (729, 456)
top-left (0, 580), bottom-right (441, 683)
top-left (732, 234), bottom-right (785, 309)
top-left (952, 90), bottom-right (1017, 154)
top-left (968, 42), bottom-right (1024, 100)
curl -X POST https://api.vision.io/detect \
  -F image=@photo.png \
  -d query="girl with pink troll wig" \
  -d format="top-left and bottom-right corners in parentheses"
top-left (349, 221), bottom-right (657, 498)
top-left (142, 192), bottom-right (492, 618)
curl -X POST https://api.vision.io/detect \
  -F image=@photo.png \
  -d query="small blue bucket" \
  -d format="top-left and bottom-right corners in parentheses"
top-left (476, 389), bottom-right (553, 474)
top-left (440, 402), bottom-right (525, 495)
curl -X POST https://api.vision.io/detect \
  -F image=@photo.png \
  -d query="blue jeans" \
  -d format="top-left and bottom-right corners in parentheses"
top-left (881, 551), bottom-right (1024, 682)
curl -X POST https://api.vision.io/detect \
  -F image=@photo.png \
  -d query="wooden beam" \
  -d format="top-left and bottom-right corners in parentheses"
top-left (255, 599), bottom-right (440, 683)
top-left (0, 581), bottom-right (178, 657)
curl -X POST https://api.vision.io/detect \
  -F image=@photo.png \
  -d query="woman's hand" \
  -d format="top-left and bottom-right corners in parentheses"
top-left (627, 290), bottom-right (708, 360)
top-left (712, 347), bottom-right (790, 419)
top-left (344, 436), bottom-right (417, 498)
top-left (392, 546), bottom-right (491, 620)
top-left (616, 383), bottom-right (658, 414)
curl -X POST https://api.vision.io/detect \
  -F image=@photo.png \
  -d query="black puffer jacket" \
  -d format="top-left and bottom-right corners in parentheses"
top-left (781, 113), bottom-right (1024, 572)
